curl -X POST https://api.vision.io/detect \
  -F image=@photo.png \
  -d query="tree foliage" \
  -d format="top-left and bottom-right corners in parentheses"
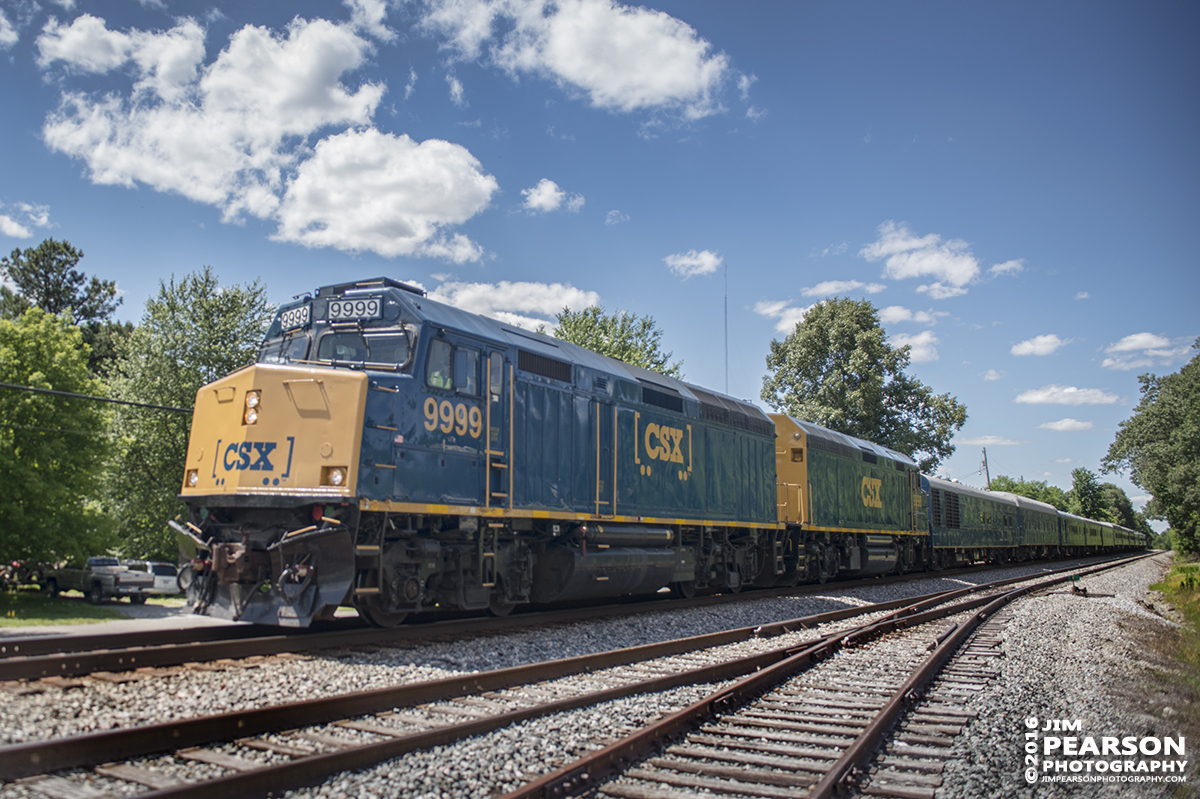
top-left (760, 298), bottom-right (967, 472)
top-left (0, 308), bottom-right (114, 564)
top-left (0, 238), bottom-right (126, 374)
top-left (989, 475), bottom-right (1069, 510)
top-left (554, 305), bottom-right (683, 378)
top-left (1103, 341), bottom-right (1200, 553)
top-left (106, 268), bottom-right (272, 560)
top-left (1066, 467), bottom-right (1111, 521)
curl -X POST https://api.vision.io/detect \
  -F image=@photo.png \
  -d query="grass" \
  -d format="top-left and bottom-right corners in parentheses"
top-left (1146, 553), bottom-right (1200, 796)
top-left (0, 588), bottom-right (184, 627)
top-left (1150, 555), bottom-right (1200, 676)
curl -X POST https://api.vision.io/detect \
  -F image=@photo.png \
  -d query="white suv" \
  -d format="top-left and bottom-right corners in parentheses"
top-left (123, 561), bottom-right (180, 595)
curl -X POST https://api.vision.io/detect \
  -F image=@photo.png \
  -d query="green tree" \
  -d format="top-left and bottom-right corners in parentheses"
top-left (0, 308), bottom-right (114, 564)
top-left (0, 238), bottom-right (127, 374)
top-left (1102, 341), bottom-right (1200, 553)
top-left (761, 297), bottom-right (967, 472)
top-left (989, 475), bottom-right (1069, 510)
top-left (1066, 467), bottom-right (1112, 521)
top-left (1098, 482), bottom-right (1154, 534)
top-left (106, 268), bottom-right (272, 559)
top-left (554, 305), bottom-right (683, 378)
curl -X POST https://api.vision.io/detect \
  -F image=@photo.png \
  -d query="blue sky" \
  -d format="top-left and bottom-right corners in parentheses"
top-left (2, 0), bottom-right (1197, 521)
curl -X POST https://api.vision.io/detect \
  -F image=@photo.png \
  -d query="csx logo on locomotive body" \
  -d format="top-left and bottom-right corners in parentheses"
top-left (861, 476), bottom-right (884, 509)
top-left (635, 413), bottom-right (693, 481)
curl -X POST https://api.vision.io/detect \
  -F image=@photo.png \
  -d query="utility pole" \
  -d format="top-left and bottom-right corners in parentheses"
top-left (982, 447), bottom-right (991, 489)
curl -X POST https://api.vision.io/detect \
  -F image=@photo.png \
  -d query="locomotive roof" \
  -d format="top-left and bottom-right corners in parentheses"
top-left (786, 417), bottom-right (917, 467)
top-left (322, 277), bottom-right (771, 429)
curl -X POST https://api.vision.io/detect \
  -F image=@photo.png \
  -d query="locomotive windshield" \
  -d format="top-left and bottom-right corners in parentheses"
top-left (314, 329), bottom-right (411, 370)
top-left (259, 330), bottom-right (311, 364)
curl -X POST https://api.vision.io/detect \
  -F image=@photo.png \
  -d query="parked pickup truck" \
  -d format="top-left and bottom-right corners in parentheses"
top-left (45, 556), bottom-right (155, 604)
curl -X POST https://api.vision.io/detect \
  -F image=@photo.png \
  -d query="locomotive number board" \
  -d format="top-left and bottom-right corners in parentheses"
top-left (279, 304), bottom-right (311, 330)
top-left (328, 296), bottom-right (382, 321)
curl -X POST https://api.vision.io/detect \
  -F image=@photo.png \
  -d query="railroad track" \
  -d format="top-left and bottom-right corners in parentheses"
top-left (0, 553), bottom-right (1150, 799)
top-left (0, 554), bottom-right (1129, 683)
top-left (510, 558), bottom-right (1150, 799)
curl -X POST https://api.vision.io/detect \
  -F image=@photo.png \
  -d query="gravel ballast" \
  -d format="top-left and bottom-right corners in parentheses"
top-left (1, 554), bottom-right (1192, 799)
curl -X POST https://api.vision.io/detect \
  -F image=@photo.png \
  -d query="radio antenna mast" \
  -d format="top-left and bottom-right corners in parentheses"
top-left (724, 261), bottom-right (729, 393)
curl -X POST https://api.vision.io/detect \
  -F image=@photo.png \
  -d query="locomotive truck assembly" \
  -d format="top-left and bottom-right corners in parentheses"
top-left (172, 277), bottom-right (1147, 627)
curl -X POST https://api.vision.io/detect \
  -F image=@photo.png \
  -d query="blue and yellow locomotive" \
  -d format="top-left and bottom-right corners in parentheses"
top-left (174, 276), bottom-right (1146, 627)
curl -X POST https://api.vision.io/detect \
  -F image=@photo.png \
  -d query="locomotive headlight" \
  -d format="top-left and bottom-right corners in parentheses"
top-left (186, 470), bottom-right (199, 487)
top-left (243, 391), bottom-right (261, 425)
top-left (322, 466), bottom-right (348, 487)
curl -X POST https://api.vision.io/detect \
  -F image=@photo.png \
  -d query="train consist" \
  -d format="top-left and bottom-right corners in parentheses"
top-left (173, 277), bottom-right (1147, 627)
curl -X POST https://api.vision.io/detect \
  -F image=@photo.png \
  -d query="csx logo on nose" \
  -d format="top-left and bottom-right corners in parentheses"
top-left (224, 441), bottom-right (277, 471)
top-left (861, 477), bottom-right (883, 508)
top-left (644, 423), bottom-right (685, 463)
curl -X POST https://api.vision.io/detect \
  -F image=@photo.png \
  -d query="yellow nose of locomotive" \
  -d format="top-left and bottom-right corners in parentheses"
top-left (181, 363), bottom-right (367, 498)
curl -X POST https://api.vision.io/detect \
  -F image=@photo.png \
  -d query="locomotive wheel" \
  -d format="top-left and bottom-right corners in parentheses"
top-left (815, 545), bottom-right (830, 584)
top-left (488, 594), bottom-right (516, 617)
top-left (356, 599), bottom-right (409, 628)
top-left (671, 580), bottom-right (697, 599)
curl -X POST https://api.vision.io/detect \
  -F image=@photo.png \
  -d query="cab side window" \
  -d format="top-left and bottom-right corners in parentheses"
top-left (454, 348), bottom-right (479, 395)
top-left (489, 352), bottom-right (504, 396)
top-left (427, 339), bottom-right (453, 389)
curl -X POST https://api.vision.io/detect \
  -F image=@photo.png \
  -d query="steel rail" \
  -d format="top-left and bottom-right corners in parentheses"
top-left (501, 551), bottom-right (1156, 799)
top-left (0, 554), bottom-right (1150, 795)
top-left (0, 553), bottom-right (1132, 678)
top-left (0, 578), bottom-right (1014, 782)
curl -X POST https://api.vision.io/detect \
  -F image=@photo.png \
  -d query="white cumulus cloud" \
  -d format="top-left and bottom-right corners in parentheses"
top-left (860, 220), bottom-right (980, 298)
top-left (419, 0), bottom-right (736, 120)
top-left (982, 369), bottom-right (1005, 381)
top-left (959, 435), bottom-right (1023, 446)
top-left (521, 178), bottom-right (584, 213)
top-left (754, 299), bottom-right (810, 333)
top-left (36, 13), bottom-right (497, 261)
top-left (800, 280), bottom-right (886, 298)
top-left (990, 259), bottom-right (1024, 276)
top-left (1038, 418), bottom-right (1094, 431)
top-left (1, 9), bottom-right (18, 49)
top-left (1011, 334), bottom-right (1071, 356)
top-left (1101, 332), bottom-right (1194, 371)
top-left (891, 330), bottom-right (939, 363)
top-left (1014, 385), bottom-right (1119, 406)
top-left (274, 129), bottom-right (498, 261)
top-left (0, 203), bottom-right (52, 239)
top-left (605, 209), bottom-right (629, 225)
top-left (429, 279), bottom-right (601, 330)
top-left (664, 249), bottom-right (721, 279)
top-left (879, 305), bottom-right (941, 325)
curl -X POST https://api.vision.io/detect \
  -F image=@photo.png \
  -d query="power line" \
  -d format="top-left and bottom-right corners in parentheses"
top-left (0, 381), bottom-right (192, 413)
